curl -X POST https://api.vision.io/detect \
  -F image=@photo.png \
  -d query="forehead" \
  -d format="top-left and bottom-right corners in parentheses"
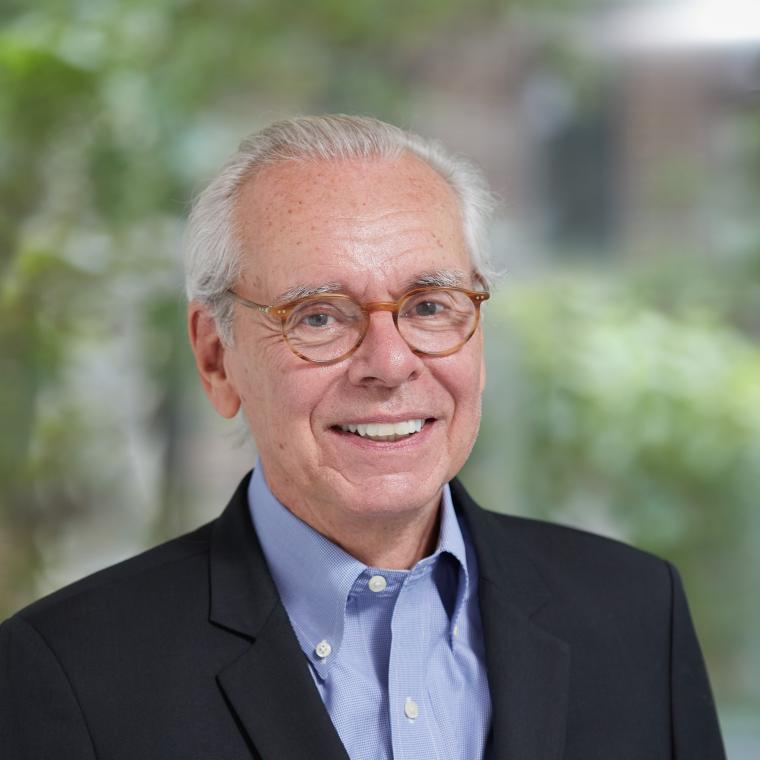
top-left (233, 153), bottom-right (471, 297)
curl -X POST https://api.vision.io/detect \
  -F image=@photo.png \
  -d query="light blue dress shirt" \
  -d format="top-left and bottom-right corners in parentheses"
top-left (248, 462), bottom-right (492, 760)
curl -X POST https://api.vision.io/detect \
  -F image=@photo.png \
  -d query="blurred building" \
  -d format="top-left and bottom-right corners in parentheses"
top-left (399, 2), bottom-right (760, 269)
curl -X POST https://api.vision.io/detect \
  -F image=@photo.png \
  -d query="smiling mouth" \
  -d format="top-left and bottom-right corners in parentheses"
top-left (336, 418), bottom-right (428, 442)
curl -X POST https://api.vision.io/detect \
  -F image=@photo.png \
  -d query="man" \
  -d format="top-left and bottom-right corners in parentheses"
top-left (1, 115), bottom-right (725, 759)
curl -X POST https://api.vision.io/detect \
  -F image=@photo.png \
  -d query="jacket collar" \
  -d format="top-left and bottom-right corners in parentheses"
top-left (209, 471), bottom-right (350, 760)
top-left (450, 478), bottom-right (571, 760)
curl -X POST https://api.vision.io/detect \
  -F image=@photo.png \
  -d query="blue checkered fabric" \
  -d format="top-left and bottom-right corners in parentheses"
top-left (249, 462), bottom-right (492, 760)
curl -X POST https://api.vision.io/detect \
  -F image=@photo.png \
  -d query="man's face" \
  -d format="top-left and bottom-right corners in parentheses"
top-left (203, 153), bottom-right (485, 533)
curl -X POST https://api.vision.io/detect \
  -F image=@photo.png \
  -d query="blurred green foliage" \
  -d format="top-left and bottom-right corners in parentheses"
top-left (0, 0), bottom-right (522, 619)
top-left (464, 249), bottom-right (760, 702)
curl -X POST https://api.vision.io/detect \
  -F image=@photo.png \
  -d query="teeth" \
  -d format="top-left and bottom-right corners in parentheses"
top-left (339, 419), bottom-right (425, 439)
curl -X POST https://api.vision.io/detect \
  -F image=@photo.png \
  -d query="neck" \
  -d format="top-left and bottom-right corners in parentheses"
top-left (326, 508), bottom-right (442, 569)
top-left (278, 491), bottom-right (442, 570)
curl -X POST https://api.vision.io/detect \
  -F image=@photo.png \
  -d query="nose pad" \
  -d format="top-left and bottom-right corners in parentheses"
top-left (347, 310), bottom-right (423, 386)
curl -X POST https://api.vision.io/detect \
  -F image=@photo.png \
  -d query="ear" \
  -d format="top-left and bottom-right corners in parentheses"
top-left (187, 301), bottom-right (241, 418)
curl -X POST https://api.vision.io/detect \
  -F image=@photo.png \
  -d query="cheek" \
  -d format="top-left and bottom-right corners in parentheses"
top-left (443, 354), bottom-right (485, 432)
top-left (453, 366), bottom-right (484, 465)
top-left (236, 356), bottom-right (336, 451)
top-left (449, 340), bottom-right (484, 396)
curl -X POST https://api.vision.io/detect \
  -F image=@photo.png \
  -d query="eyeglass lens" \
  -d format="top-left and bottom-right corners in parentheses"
top-left (284, 288), bottom-right (479, 362)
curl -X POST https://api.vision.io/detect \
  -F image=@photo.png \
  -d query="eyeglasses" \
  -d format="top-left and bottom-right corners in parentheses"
top-left (226, 286), bottom-right (490, 364)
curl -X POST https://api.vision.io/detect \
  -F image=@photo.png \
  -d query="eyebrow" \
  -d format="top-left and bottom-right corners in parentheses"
top-left (272, 269), bottom-right (473, 305)
top-left (272, 282), bottom-right (343, 304)
top-left (406, 269), bottom-right (471, 289)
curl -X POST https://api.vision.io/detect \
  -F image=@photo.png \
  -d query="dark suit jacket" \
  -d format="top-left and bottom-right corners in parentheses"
top-left (1, 474), bottom-right (725, 759)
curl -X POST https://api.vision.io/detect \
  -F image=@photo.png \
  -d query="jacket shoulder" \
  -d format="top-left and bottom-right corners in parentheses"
top-left (486, 507), bottom-right (664, 570)
top-left (8, 521), bottom-right (214, 630)
top-left (452, 479), bottom-right (673, 609)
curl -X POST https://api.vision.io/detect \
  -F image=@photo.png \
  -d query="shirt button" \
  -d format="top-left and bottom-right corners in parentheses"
top-left (315, 640), bottom-right (332, 659)
top-left (368, 575), bottom-right (387, 592)
top-left (453, 624), bottom-right (459, 637)
top-left (404, 697), bottom-right (419, 720)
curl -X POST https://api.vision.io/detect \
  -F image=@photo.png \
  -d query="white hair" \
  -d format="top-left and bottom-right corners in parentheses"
top-left (184, 114), bottom-right (497, 344)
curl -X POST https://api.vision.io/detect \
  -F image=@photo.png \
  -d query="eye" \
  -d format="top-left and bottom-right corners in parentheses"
top-left (412, 300), bottom-right (446, 317)
top-left (402, 291), bottom-right (455, 319)
top-left (288, 299), bottom-right (359, 333)
top-left (303, 312), bottom-right (334, 328)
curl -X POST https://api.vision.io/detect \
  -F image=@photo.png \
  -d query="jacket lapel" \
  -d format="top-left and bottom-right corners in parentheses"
top-left (209, 475), bottom-right (349, 760)
top-left (452, 479), bottom-right (571, 760)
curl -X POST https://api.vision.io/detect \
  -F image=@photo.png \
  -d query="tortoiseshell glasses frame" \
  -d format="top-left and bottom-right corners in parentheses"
top-left (226, 285), bottom-right (490, 365)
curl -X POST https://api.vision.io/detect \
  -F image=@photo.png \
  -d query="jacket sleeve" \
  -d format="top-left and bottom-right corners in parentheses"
top-left (0, 615), bottom-right (97, 760)
top-left (667, 562), bottom-right (726, 759)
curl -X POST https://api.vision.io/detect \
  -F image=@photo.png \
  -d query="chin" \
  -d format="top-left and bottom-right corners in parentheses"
top-left (335, 470), bottom-right (444, 518)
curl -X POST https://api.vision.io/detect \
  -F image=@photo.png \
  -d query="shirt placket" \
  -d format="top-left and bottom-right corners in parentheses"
top-left (388, 562), bottom-right (443, 760)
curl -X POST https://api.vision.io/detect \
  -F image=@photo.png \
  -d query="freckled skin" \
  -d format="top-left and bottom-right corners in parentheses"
top-left (189, 153), bottom-right (486, 568)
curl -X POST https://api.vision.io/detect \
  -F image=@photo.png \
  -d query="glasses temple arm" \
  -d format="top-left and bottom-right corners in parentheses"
top-left (226, 289), bottom-right (272, 314)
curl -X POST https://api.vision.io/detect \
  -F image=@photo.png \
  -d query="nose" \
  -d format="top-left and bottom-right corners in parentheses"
top-left (346, 310), bottom-right (424, 387)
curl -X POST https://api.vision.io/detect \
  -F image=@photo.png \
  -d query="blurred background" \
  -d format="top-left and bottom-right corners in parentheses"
top-left (1, 0), bottom-right (758, 753)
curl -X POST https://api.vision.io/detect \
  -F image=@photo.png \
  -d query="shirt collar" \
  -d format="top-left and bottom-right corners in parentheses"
top-left (248, 459), bottom-right (470, 676)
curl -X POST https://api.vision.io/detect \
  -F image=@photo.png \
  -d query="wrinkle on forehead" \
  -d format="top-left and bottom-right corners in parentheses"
top-left (233, 153), bottom-right (469, 299)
